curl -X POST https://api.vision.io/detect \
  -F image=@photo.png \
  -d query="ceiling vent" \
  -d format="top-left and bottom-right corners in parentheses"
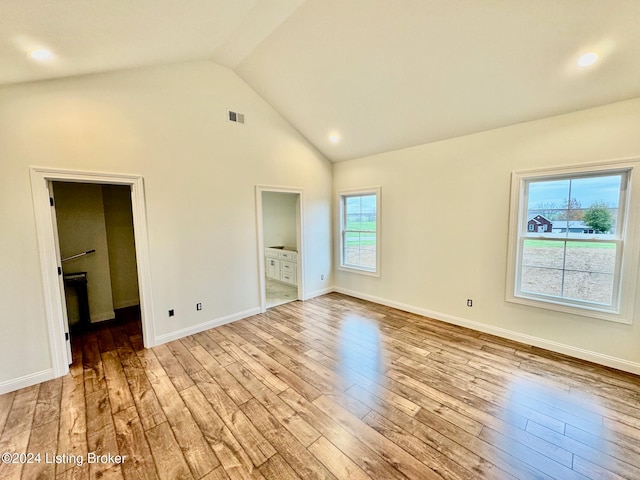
top-left (228, 110), bottom-right (245, 124)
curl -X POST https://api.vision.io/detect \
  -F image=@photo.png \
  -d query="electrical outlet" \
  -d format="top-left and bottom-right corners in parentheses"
top-left (168, 309), bottom-right (174, 317)
top-left (196, 303), bottom-right (202, 311)
top-left (467, 299), bottom-right (473, 307)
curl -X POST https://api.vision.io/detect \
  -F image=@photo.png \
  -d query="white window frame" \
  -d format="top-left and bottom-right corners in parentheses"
top-left (338, 187), bottom-right (381, 276)
top-left (506, 159), bottom-right (640, 324)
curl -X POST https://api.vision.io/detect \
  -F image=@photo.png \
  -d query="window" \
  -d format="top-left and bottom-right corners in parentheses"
top-left (506, 162), bottom-right (639, 323)
top-left (339, 188), bottom-right (380, 275)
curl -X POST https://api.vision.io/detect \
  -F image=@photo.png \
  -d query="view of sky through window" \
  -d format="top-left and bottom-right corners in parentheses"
top-left (528, 175), bottom-right (621, 210)
top-left (526, 174), bottom-right (622, 236)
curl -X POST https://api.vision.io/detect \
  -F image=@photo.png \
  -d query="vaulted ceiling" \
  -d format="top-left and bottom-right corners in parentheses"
top-left (3, 0), bottom-right (640, 161)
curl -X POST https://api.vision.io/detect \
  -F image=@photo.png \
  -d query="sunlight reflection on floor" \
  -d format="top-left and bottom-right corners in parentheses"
top-left (338, 315), bottom-right (386, 387)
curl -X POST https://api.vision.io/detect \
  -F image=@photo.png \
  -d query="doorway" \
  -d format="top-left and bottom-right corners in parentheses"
top-left (52, 182), bottom-right (141, 352)
top-left (256, 186), bottom-right (304, 311)
top-left (30, 168), bottom-right (155, 379)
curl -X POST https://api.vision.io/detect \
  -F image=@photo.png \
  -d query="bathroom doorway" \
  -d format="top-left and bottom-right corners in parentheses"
top-left (256, 186), bottom-right (304, 311)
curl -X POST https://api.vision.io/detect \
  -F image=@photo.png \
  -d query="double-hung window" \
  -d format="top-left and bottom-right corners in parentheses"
top-left (339, 188), bottom-right (380, 275)
top-left (506, 162), bottom-right (639, 323)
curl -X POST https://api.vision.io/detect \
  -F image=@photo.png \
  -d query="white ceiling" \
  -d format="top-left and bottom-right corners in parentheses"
top-left (3, 0), bottom-right (640, 161)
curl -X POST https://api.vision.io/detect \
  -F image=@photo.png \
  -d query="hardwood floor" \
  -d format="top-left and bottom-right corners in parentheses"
top-left (1, 293), bottom-right (639, 479)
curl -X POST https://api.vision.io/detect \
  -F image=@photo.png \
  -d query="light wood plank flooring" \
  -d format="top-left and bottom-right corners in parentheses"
top-left (1, 293), bottom-right (639, 479)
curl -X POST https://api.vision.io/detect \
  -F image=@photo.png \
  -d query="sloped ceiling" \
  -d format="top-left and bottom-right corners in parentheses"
top-left (2, 0), bottom-right (640, 161)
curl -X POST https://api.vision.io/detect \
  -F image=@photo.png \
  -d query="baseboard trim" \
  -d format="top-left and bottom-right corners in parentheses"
top-left (92, 310), bottom-right (116, 323)
top-left (333, 287), bottom-right (640, 376)
top-left (154, 307), bottom-right (262, 346)
top-left (303, 287), bottom-right (334, 301)
top-left (0, 369), bottom-right (55, 395)
top-left (114, 299), bottom-right (140, 310)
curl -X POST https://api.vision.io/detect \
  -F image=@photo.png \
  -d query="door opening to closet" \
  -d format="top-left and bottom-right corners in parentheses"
top-left (51, 182), bottom-right (141, 362)
top-left (30, 167), bottom-right (155, 379)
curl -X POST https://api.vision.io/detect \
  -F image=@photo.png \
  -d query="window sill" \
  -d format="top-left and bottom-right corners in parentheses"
top-left (338, 265), bottom-right (380, 278)
top-left (506, 293), bottom-right (631, 324)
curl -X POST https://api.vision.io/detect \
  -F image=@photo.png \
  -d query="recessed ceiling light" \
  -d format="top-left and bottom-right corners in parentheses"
top-left (329, 133), bottom-right (341, 144)
top-left (29, 48), bottom-right (53, 61)
top-left (577, 52), bottom-right (598, 67)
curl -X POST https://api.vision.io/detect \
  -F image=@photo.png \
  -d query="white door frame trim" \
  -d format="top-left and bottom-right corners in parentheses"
top-left (29, 167), bottom-right (156, 378)
top-left (255, 185), bottom-right (305, 312)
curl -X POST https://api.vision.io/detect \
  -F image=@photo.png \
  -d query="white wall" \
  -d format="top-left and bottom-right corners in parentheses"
top-left (0, 60), bottom-right (332, 389)
top-left (54, 182), bottom-right (115, 323)
top-left (103, 184), bottom-right (139, 309)
top-left (333, 97), bottom-right (640, 372)
top-left (262, 191), bottom-right (298, 248)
